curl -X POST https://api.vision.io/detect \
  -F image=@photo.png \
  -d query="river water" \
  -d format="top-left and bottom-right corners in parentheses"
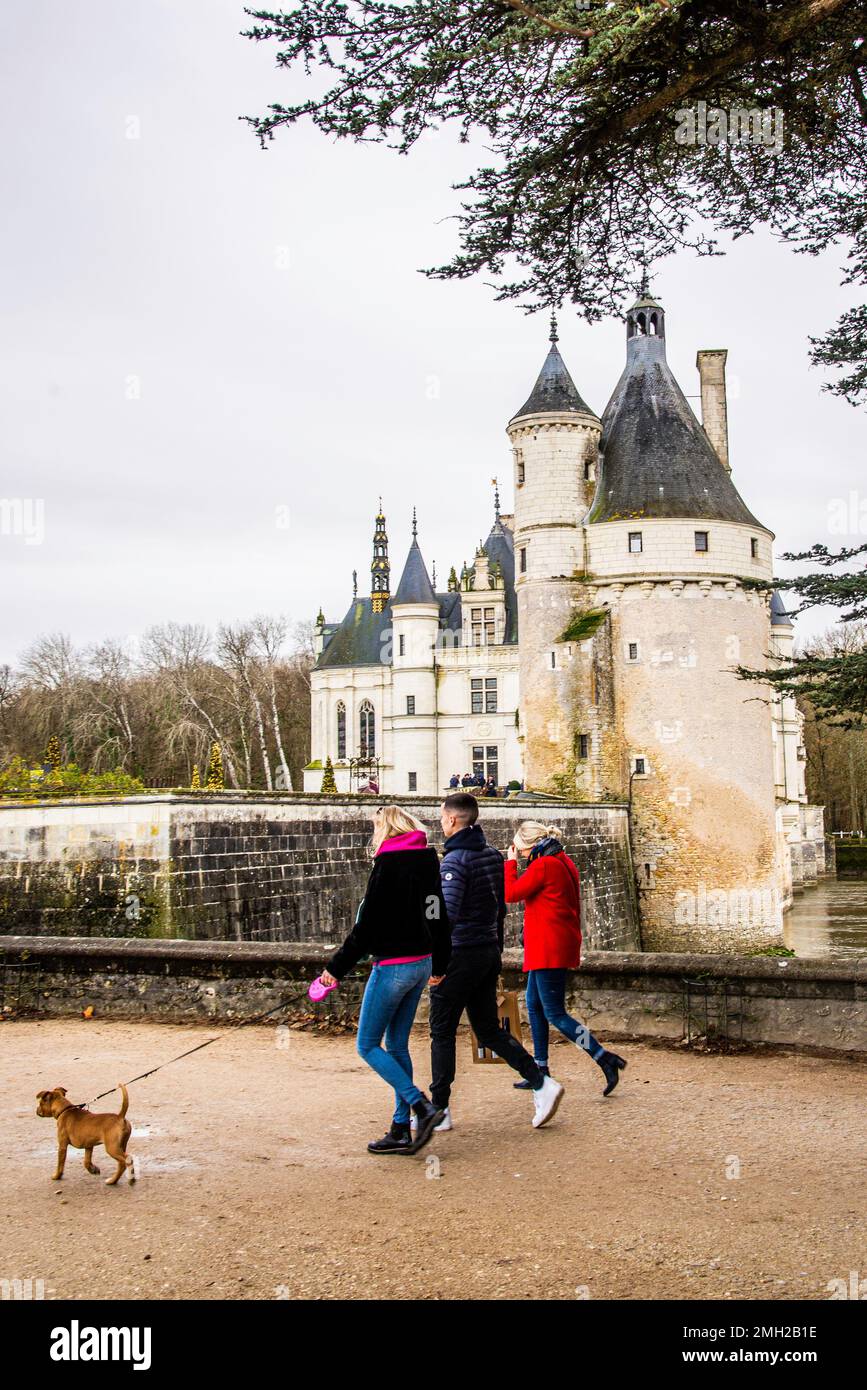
top-left (783, 879), bottom-right (867, 959)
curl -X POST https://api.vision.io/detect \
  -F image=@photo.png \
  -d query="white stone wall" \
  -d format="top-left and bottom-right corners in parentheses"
top-left (510, 409), bottom-right (600, 789)
top-left (586, 516), bottom-right (774, 582)
top-left (594, 577), bottom-right (782, 950)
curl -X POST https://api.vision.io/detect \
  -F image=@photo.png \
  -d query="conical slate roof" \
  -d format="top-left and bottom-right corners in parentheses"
top-left (393, 538), bottom-right (437, 605)
top-left (589, 301), bottom-right (767, 528)
top-left (512, 324), bottom-right (597, 421)
top-left (771, 590), bottom-right (793, 626)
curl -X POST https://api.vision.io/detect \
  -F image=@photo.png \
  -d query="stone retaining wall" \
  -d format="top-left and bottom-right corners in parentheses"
top-left (0, 794), bottom-right (640, 952)
top-left (4, 936), bottom-right (865, 1056)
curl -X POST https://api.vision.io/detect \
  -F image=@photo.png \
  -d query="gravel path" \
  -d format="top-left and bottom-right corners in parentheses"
top-left (4, 1018), bottom-right (866, 1300)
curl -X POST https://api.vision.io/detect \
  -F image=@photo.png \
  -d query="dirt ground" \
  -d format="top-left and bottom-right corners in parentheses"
top-left (4, 1017), bottom-right (866, 1301)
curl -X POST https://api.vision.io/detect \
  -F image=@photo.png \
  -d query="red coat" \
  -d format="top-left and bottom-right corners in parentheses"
top-left (504, 852), bottom-right (582, 970)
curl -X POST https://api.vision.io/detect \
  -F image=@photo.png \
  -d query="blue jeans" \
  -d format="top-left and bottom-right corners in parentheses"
top-left (356, 957), bottom-right (431, 1124)
top-left (525, 968), bottom-right (605, 1064)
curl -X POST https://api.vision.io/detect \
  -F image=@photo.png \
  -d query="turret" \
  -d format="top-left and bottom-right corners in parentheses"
top-left (390, 510), bottom-right (440, 793)
top-left (507, 315), bottom-right (601, 791)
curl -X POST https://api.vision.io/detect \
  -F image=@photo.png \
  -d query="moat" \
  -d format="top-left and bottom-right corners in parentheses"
top-left (784, 880), bottom-right (867, 959)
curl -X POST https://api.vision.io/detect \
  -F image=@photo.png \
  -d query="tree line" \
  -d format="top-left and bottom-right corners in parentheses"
top-left (0, 617), bottom-right (314, 793)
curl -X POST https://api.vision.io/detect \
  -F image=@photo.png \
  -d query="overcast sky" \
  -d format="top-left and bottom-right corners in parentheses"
top-left (1, 0), bottom-right (864, 667)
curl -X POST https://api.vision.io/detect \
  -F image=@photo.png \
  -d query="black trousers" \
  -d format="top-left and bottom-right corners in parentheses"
top-left (429, 943), bottom-right (543, 1109)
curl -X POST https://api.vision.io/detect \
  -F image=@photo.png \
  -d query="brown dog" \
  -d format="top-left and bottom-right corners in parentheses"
top-left (36, 1084), bottom-right (135, 1186)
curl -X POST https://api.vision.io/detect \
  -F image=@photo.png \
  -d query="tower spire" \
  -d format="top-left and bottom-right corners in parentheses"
top-left (412, 506), bottom-right (418, 540)
top-left (371, 503), bottom-right (390, 613)
top-left (491, 476), bottom-right (501, 524)
top-left (549, 312), bottom-right (558, 344)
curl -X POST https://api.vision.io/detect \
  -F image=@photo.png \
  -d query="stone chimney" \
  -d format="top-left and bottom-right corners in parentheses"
top-left (696, 349), bottom-right (730, 472)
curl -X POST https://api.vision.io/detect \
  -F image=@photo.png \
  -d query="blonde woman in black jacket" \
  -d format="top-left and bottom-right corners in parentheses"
top-left (320, 806), bottom-right (451, 1156)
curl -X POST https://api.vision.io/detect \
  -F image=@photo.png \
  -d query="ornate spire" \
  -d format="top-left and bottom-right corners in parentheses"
top-left (491, 476), bottom-right (501, 523)
top-left (432, 559), bottom-right (437, 588)
top-left (371, 504), bottom-right (390, 613)
top-left (549, 312), bottom-right (558, 344)
top-left (352, 569), bottom-right (358, 599)
top-left (412, 506), bottom-right (418, 540)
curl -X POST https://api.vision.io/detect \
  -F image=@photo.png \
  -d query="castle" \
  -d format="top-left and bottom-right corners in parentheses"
top-left (304, 291), bottom-right (826, 949)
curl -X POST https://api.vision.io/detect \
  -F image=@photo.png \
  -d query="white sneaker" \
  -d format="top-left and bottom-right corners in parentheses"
top-left (410, 1107), bottom-right (452, 1133)
top-left (531, 1075), bottom-right (564, 1129)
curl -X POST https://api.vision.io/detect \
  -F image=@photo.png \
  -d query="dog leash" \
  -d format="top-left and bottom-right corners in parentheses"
top-left (78, 991), bottom-right (310, 1109)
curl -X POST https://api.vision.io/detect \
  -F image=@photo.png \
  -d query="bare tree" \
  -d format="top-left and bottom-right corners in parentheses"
top-left (218, 622), bottom-right (273, 790)
top-left (141, 623), bottom-right (241, 788)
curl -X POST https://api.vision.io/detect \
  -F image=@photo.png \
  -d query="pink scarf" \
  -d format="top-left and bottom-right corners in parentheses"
top-left (376, 829), bottom-right (428, 855)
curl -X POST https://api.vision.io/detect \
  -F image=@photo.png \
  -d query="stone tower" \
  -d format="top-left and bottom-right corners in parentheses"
top-left (585, 290), bottom-right (780, 950)
top-left (508, 316), bottom-right (602, 793)
top-left (390, 511), bottom-right (440, 794)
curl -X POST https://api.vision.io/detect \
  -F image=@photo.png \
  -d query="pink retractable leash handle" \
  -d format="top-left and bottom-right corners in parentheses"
top-left (308, 975), bottom-right (338, 1003)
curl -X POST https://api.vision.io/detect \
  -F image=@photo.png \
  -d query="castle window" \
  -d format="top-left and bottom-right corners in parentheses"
top-left (695, 531), bottom-right (709, 552)
top-left (578, 734), bottom-right (589, 760)
top-left (627, 641), bottom-right (639, 662)
top-left (472, 745), bottom-right (499, 784)
top-left (408, 772), bottom-right (417, 792)
top-left (517, 455), bottom-right (525, 485)
top-left (471, 678), bottom-right (497, 714)
top-left (336, 702), bottom-right (346, 760)
top-left (471, 607), bottom-right (482, 646)
top-left (399, 634), bottom-right (406, 656)
top-left (485, 607), bottom-right (496, 644)
top-left (359, 700), bottom-right (375, 757)
top-left (634, 756), bottom-right (647, 776)
top-left (520, 547), bottom-right (527, 573)
top-left (406, 695), bottom-right (415, 715)
top-left (551, 652), bottom-right (556, 669)
top-left (628, 531), bottom-right (643, 553)
top-left (584, 460), bottom-right (592, 481)
top-left (750, 537), bottom-right (759, 559)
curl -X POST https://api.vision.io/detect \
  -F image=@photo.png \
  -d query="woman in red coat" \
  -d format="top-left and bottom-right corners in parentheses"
top-left (505, 822), bottom-right (627, 1096)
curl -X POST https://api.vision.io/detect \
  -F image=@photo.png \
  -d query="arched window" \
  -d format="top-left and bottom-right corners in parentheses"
top-left (359, 700), bottom-right (375, 757)
top-left (336, 701), bottom-right (346, 760)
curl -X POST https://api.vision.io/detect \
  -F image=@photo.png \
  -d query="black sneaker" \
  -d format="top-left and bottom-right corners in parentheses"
top-left (367, 1121), bottom-right (412, 1155)
top-left (514, 1065), bottom-right (549, 1090)
top-left (599, 1051), bottom-right (627, 1096)
top-left (406, 1096), bottom-right (445, 1154)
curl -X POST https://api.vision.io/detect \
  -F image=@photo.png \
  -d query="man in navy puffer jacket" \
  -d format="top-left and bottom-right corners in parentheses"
top-left (426, 793), bottom-right (565, 1130)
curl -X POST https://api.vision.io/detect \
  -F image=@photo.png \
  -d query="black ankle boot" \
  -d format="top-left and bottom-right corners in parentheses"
top-left (367, 1121), bottom-right (412, 1155)
top-left (514, 1065), bottom-right (549, 1090)
top-left (599, 1051), bottom-right (627, 1096)
top-left (407, 1096), bottom-right (445, 1154)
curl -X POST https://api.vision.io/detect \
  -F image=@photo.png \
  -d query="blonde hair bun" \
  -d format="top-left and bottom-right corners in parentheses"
top-left (513, 820), bottom-right (563, 851)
